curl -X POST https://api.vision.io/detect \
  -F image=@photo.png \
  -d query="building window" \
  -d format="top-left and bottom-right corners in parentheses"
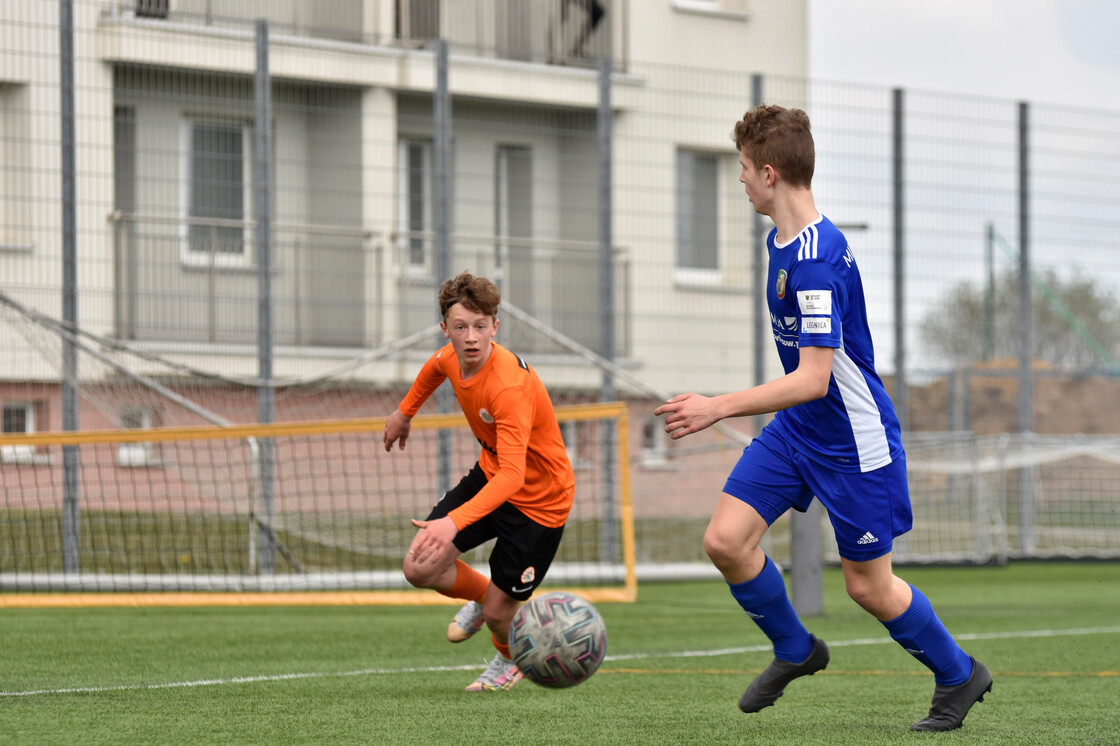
top-left (495, 144), bottom-right (533, 288)
top-left (397, 0), bottom-right (440, 42)
top-left (397, 139), bottom-right (433, 273)
top-left (676, 149), bottom-right (720, 279)
top-left (118, 406), bottom-right (161, 468)
top-left (560, 420), bottom-right (594, 471)
top-left (0, 90), bottom-right (6, 237)
top-left (1, 401), bottom-right (50, 465)
top-left (640, 413), bottom-right (674, 469)
top-left (554, 0), bottom-right (607, 59)
top-left (182, 119), bottom-right (250, 267)
top-left (135, 0), bottom-right (170, 19)
top-left (1, 83), bottom-right (33, 250)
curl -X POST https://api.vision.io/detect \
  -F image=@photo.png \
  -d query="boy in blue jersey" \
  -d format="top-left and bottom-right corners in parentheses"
top-left (655, 105), bottom-right (992, 731)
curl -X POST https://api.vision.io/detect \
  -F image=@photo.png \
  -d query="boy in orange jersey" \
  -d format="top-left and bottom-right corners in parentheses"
top-left (383, 271), bottom-right (575, 692)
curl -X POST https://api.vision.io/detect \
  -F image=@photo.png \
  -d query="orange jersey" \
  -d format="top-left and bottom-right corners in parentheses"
top-left (398, 342), bottom-right (575, 530)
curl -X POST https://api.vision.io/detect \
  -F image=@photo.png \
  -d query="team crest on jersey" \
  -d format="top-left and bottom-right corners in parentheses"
top-left (776, 269), bottom-right (787, 299)
top-left (520, 566), bottom-right (536, 584)
top-left (479, 408), bottom-right (494, 424)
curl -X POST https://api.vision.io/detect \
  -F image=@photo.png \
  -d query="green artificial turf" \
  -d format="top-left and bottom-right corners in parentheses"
top-left (1, 562), bottom-right (1117, 745)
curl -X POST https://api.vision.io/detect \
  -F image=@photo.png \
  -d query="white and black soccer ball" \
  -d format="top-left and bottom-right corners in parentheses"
top-left (509, 591), bottom-right (607, 688)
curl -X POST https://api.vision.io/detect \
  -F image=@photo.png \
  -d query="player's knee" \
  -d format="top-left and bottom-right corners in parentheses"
top-left (844, 574), bottom-right (884, 612)
top-left (479, 594), bottom-right (520, 636)
top-left (703, 526), bottom-right (744, 569)
top-left (482, 607), bottom-right (509, 634)
top-left (402, 558), bottom-right (434, 588)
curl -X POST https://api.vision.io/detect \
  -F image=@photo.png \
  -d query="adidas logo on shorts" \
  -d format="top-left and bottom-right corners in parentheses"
top-left (857, 531), bottom-right (878, 545)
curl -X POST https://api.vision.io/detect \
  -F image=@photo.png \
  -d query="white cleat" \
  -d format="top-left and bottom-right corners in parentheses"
top-left (464, 653), bottom-right (523, 692)
top-left (447, 599), bottom-right (485, 643)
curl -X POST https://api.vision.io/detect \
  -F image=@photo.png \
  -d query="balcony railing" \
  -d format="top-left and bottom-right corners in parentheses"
top-left (107, 1), bottom-right (626, 69)
top-left (111, 213), bottom-right (376, 348)
top-left (110, 0), bottom-right (367, 43)
top-left (109, 214), bottom-right (629, 359)
top-left (397, 0), bottom-right (623, 68)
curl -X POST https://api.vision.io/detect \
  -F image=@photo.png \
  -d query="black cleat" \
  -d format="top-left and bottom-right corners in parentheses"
top-left (910, 657), bottom-right (993, 731)
top-left (739, 635), bottom-right (830, 713)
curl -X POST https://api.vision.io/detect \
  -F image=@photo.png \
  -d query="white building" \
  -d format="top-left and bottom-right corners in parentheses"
top-left (0, 0), bottom-right (806, 435)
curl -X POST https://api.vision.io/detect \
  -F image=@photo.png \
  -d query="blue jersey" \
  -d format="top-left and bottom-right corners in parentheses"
top-left (765, 215), bottom-right (903, 473)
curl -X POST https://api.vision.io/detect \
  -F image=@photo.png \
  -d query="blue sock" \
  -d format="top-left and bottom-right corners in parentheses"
top-left (727, 556), bottom-right (813, 662)
top-left (882, 585), bottom-right (973, 686)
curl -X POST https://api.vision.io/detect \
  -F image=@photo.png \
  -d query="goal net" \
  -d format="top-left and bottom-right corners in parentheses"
top-left (831, 431), bottom-right (1120, 565)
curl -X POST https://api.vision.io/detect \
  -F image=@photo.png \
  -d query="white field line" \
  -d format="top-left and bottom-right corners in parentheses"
top-left (3, 624), bottom-right (1118, 698)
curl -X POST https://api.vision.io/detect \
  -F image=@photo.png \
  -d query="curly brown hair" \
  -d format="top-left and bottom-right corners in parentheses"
top-left (731, 105), bottom-right (814, 188)
top-left (438, 271), bottom-right (501, 319)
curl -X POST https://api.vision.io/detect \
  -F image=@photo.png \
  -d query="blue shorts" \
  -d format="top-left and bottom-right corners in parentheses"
top-left (723, 424), bottom-right (913, 562)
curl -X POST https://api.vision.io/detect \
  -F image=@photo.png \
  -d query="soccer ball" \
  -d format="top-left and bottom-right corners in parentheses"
top-left (508, 591), bottom-right (607, 688)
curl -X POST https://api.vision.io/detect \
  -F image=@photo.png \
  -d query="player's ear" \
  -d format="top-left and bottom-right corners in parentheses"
top-left (491, 316), bottom-right (499, 336)
top-left (439, 320), bottom-right (450, 339)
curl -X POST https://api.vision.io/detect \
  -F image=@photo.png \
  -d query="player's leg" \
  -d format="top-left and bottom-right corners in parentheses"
top-left (465, 502), bottom-right (564, 692)
top-left (842, 554), bottom-right (992, 730)
top-left (706, 495), bottom-right (815, 661)
top-left (463, 583), bottom-right (525, 692)
top-left (716, 431), bottom-right (829, 712)
top-left (706, 495), bottom-right (830, 713)
top-left (442, 558), bottom-right (491, 642)
top-left (816, 456), bottom-right (992, 730)
top-left (402, 463), bottom-right (493, 641)
top-left (842, 553), bottom-right (972, 676)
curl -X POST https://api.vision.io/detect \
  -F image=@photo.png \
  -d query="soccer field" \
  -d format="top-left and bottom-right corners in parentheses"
top-left (2, 562), bottom-right (1117, 745)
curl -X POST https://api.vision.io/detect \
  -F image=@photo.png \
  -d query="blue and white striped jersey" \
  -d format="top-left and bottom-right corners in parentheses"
top-left (765, 215), bottom-right (903, 473)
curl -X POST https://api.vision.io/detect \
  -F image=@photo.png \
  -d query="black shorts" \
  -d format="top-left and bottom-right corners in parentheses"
top-left (426, 463), bottom-right (565, 601)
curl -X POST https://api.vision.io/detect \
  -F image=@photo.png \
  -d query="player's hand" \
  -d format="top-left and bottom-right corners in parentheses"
top-left (383, 408), bottom-right (411, 452)
top-left (408, 516), bottom-right (458, 565)
top-left (654, 393), bottom-right (719, 439)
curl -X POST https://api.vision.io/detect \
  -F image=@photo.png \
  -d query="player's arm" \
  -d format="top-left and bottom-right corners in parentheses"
top-left (656, 345), bottom-right (834, 439)
top-left (383, 350), bottom-right (448, 452)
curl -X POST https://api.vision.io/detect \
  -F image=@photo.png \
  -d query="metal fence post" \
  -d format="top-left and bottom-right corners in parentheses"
top-left (751, 73), bottom-right (767, 429)
top-left (434, 39), bottom-right (453, 497)
top-left (598, 55), bottom-right (619, 564)
top-left (59, 0), bottom-right (81, 574)
top-left (1017, 101), bottom-right (1035, 555)
top-left (892, 87), bottom-right (908, 432)
top-left (962, 366), bottom-right (972, 432)
top-left (255, 19), bottom-right (276, 573)
top-left (985, 222), bottom-right (996, 361)
top-left (790, 500), bottom-right (824, 616)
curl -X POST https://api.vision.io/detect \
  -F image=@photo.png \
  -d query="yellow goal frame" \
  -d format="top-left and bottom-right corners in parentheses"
top-left (0, 402), bottom-right (637, 608)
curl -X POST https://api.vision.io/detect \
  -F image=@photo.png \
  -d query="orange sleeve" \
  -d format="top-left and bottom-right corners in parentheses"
top-left (398, 347), bottom-right (449, 418)
top-left (446, 384), bottom-right (533, 530)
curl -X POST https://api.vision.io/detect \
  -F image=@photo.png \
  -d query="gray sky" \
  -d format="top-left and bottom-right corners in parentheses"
top-left (808, 0), bottom-right (1120, 111)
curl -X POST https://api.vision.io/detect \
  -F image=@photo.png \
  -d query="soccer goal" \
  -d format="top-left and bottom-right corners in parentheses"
top-left (0, 404), bottom-right (636, 603)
